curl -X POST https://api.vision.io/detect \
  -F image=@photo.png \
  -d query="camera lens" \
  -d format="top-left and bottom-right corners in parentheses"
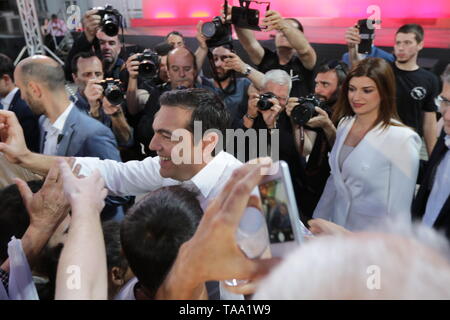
top-left (139, 61), bottom-right (156, 77)
top-left (202, 22), bottom-right (217, 38)
top-left (105, 84), bottom-right (124, 105)
top-left (292, 104), bottom-right (314, 126)
top-left (102, 14), bottom-right (119, 36)
top-left (257, 93), bottom-right (275, 111)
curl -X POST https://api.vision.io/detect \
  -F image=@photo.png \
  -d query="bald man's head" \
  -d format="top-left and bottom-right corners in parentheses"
top-left (166, 47), bottom-right (197, 89)
top-left (14, 56), bottom-right (66, 115)
top-left (16, 55), bottom-right (65, 91)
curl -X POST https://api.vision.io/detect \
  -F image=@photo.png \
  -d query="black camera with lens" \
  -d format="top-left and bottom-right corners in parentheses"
top-left (231, 0), bottom-right (270, 31)
top-left (291, 94), bottom-right (322, 126)
top-left (99, 78), bottom-right (124, 106)
top-left (201, 16), bottom-right (232, 48)
top-left (135, 49), bottom-right (160, 79)
top-left (95, 4), bottom-right (122, 37)
top-left (257, 92), bottom-right (276, 111)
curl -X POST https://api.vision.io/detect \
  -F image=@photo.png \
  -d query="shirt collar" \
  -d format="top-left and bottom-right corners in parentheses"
top-left (0, 87), bottom-right (19, 110)
top-left (187, 151), bottom-right (230, 199)
top-left (44, 103), bottom-right (75, 133)
top-left (445, 135), bottom-right (450, 149)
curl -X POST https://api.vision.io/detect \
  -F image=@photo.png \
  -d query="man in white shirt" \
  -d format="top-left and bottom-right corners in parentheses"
top-left (0, 86), bottom-right (240, 209)
top-left (412, 64), bottom-right (450, 240)
top-left (0, 87), bottom-right (244, 299)
top-left (46, 14), bottom-right (67, 45)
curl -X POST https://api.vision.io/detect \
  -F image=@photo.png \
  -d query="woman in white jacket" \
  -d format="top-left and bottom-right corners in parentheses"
top-left (313, 58), bottom-right (421, 231)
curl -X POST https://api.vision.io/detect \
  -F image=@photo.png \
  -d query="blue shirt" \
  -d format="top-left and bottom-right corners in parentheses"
top-left (200, 76), bottom-right (251, 129)
top-left (342, 45), bottom-right (394, 66)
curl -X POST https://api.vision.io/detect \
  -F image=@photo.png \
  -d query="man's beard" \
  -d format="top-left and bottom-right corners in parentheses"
top-left (216, 69), bottom-right (232, 82)
top-left (102, 53), bottom-right (116, 70)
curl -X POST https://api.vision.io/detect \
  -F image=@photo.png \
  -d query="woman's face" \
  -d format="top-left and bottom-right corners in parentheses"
top-left (347, 76), bottom-right (381, 117)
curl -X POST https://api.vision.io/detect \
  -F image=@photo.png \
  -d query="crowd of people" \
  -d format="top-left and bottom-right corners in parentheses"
top-left (0, 5), bottom-right (449, 300)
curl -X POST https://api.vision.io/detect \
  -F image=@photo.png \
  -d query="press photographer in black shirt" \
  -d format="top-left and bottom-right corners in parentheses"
top-left (232, 8), bottom-right (316, 98)
top-left (286, 60), bottom-right (348, 218)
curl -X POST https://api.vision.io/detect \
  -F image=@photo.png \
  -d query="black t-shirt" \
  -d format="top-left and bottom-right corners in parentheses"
top-left (392, 63), bottom-right (439, 136)
top-left (257, 47), bottom-right (314, 98)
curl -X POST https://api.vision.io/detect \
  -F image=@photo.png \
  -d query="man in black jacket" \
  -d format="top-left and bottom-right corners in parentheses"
top-left (0, 54), bottom-right (39, 152)
top-left (412, 65), bottom-right (450, 240)
top-left (65, 9), bottom-right (124, 81)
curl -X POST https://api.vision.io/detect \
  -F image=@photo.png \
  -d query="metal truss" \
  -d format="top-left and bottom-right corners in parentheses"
top-left (15, 0), bottom-right (64, 65)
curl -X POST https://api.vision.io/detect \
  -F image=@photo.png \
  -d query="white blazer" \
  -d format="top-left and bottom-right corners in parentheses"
top-left (313, 117), bottom-right (421, 231)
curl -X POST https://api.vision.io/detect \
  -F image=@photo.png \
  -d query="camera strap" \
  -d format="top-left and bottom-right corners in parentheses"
top-left (293, 122), bottom-right (305, 157)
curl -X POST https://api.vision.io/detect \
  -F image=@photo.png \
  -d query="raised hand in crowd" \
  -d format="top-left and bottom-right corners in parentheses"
top-left (261, 10), bottom-right (288, 32)
top-left (55, 160), bottom-right (108, 300)
top-left (260, 97), bottom-right (283, 129)
top-left (126, 53), bottom-right (141, 80)
top-left (84, 79), bottom-right (104, 117)
top-left (345, 25), bottom-right (361, 48)
top-left (0, 161), bottom-right (71, 273)
top-left (83, 9), bottom-right (102, 43)
top-left (102, 97), bottom-right (122, 116)
top-left (156, 158), bottom-right (280, 300)
top-left (194, 20), bottom-right (209, 69)
top-left (0, 110), bottom-right (31, 165)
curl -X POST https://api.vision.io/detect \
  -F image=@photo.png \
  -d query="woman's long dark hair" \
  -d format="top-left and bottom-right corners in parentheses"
top-left (332, 57), bottom-right (401, 129)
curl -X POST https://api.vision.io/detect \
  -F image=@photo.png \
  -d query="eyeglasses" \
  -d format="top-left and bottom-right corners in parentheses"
top-left (435, 95), bottom-right (450, 109)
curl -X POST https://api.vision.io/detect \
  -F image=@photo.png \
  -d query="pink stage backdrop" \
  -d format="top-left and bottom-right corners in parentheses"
top-left (142, 0), bottom-right (450, 21)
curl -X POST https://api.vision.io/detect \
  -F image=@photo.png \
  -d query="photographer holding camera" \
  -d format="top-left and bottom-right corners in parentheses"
top-left (245, 69), bottom-right (309, 222)
top-left (227, 6), bottom-right (316, 98)
top-left (285, 60), bottom-right (348, 218)
top-left (65, 6), bottom-right (124, 81)
top-left (71, 52), bottom-right (133, 148)
top-left (128, 47), bottom-right (200, 157)
top-left (200, 43), bottom-right (265, 129)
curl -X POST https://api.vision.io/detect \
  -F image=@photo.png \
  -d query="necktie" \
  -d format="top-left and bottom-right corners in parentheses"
top-left (0, 101), bottom-right (4, 110)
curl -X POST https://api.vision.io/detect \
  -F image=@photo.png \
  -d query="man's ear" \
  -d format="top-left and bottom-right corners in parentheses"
top-left (28, 80), bottom-right (42, 98)
top-left (72, 73), bottom-right (78, 83)
top-left (417, 40), bottom-right (424, 51)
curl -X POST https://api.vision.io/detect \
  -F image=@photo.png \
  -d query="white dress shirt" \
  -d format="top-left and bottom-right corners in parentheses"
top-left (423, 135), bottom-right (450, 227)
top-left (41, 103), bottom-right (74, 155)
top-left (0, 87), bottom-right (19, 111)
top-left (76, 151), bottom-right (251, 301)
top-left (75, 150), bottom-right (243, 210)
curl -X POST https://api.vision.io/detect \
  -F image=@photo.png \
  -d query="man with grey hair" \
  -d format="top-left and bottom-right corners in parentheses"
top-left (245, 69), bottom-right (309, 222)
top-left (253, 222), bottom-right (450, 299)
top-left (412, 64), bottom-right (450, 240)
top-left (11, 55), bottom-right (127, 221)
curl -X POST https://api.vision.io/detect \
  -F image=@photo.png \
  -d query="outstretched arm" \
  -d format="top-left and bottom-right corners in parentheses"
top-left (263, 10), bottom-right (317, 70)
top-left (55, 160), bottom-right (108, 300)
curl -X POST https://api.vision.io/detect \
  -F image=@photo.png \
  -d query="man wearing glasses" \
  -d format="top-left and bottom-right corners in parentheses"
top-left (412, 64), bottom-right (450, 240)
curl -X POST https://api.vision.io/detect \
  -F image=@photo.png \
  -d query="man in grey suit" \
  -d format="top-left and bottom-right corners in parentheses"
top-left (13, 55), bottom-right (128, 220)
